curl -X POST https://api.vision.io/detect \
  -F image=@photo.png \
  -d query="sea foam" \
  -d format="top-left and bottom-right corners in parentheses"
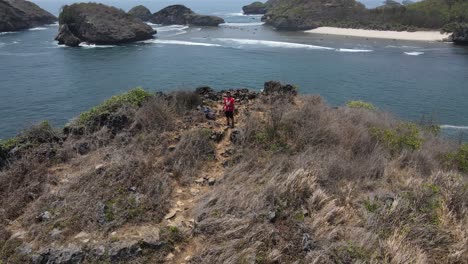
top-left (404, 51), bottom-right (424, 56)
top-left (441, 125), bottom-right (468, 130)
top-left (155, 25), bottom-right (189, 32)
top-left (214, 38), bottom-right (334, 50)
top-left (141, 39), bottom-right (221, 47)
top-left (220, 22), bottom-right (265, 27)
top-left (28, 27), bottom-right (48, 31)
top-left (79, 43), bottom-right (117, 48)
top-left (337, 48), bottom-right (373, 53)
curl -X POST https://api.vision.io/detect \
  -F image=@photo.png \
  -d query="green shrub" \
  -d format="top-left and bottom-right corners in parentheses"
top-left (371, 123), bottom-right (424, 152)
top-left (445, 143), bottom-right (468, 172)
top-left (364, 198), bottom-right (379, 213)
top-left (0, 137), bottom-right (19, 151)
top-left (78, 88), bottom-right (151, 124)
top-left (346, 100), bottom-right (376, 110)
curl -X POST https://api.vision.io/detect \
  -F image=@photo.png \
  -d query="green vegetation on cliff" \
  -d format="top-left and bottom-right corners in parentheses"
top-left (262, 0), bottom-right (468, 33)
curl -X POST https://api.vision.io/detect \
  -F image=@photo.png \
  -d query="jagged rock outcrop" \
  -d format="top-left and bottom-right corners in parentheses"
top-left (0, 0), bottom-right (56, 32)
top-left (242, 2), bottom-right (268, 15)
top-left (55, 3), bottom-right (156, 47)
top-left (150, 5), bottom-right (224, 26)
top-left (451, 24), bottom-right (468, 45)
top-left (128, 5), bottom-right (152, 22)
top-left (263, 81), bottom-right (298, 96)
top-left (261, 0), bottom-right (366, 30)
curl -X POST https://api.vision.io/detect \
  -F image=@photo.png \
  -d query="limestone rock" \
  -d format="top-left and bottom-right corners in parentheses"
top-left (242, 2), bottom-right (268, 15)
top-left (0, 0), bottom-right (56, 32)
top-left (128, 5), bottom-right (152, 22)
top-left (150, 5), bottom-right (224, 26)
top-left (55, 3), bottom-right (156, 46)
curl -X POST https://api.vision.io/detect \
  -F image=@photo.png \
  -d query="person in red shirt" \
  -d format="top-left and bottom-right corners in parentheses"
top-left (223, 92), bottom-right (235, 128)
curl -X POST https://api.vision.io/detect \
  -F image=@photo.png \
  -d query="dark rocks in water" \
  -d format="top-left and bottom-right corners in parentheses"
top-left (55, 3), bottom-right (156, 47)
top-left (128, 5), bottom-right (152, 22)
top-left (150, 5), bottom-right (224, 26)
top-left (55, 24), bottom-right (80, 47)
top-left (263, 81), bottom-right (298, 96)
top-left (0, 0), bottom-right (56, 32)
top-left (451, 24), bottom-right (468, 45)
top-left (242, 2), bottom-right (268, 15)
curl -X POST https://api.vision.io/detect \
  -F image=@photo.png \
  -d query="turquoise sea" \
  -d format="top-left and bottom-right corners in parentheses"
top-left (1, 0), bottom-right (467, 139)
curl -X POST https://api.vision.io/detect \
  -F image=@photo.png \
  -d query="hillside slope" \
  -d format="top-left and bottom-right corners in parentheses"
top-left (0, 83), bottom-right (467, 263)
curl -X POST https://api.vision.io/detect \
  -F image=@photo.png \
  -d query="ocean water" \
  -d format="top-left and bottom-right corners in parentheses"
top-left (1, 0), bottom-right (468, 139)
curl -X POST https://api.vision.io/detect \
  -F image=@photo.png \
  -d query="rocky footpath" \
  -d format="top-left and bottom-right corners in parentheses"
top-left (55, 3), bottom-right (156, 47)
top-left (150, 5), bottom-right (224, 26)
top-left (242, 1), bottom-right (268, 15)
top-left (0, 0), bottom-right (56, 32)
top-left (128, 5), bottom-right (152, 22)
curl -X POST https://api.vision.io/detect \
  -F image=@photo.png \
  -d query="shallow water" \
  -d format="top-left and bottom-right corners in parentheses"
top-left (0, 0), bottom-right (468, 138)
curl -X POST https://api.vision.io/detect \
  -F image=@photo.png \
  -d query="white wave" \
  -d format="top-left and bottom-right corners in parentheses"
top-left (404, 51), bottom-right (424, 56)
top-left (155, 25), bottom-right (189, 32)
top-left (146, 22), bottom-right (160, 26)
top-left (140, 39), bottom-right (221, 47)
top-left (441, 125), bottom-right (468, 130)
top-left (220, 22), bottom-right (265, 27)
top-left (46, 22), bottom-right (59, 27)
top-left (79, 43), bottom-right (116, 48)
top-left (214, 38), bottom-right (334, 50)
top-left (167, 31), bottom-right (188, 37)
top-left (0, 31), bottom-right (17, 35)
top-left (337, 48), bottom-right (373, 53)
top-left (28, 27), bottom-right (48, 31)
top-left (386, 45), bottom-right (422, 49)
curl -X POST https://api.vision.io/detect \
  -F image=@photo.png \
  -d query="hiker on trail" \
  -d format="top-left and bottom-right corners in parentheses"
top-left (223, 92), bottom-right (235, 128)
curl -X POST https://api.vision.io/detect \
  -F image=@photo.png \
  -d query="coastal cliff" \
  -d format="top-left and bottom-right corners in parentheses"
top-left (258, 0), bottom-right (468, 43)
top-left (0, 82), bottom-right (466, 263)
top-left (55, 3), bottom-right (156, 47)
top-left (0, 0), bottom-right (56, 32)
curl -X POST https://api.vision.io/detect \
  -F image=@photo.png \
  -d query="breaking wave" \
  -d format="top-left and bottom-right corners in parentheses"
top-left (140, 39), bottom-right (221, 47)
top-left (79, 43), bottom-right (117, 48)
top-left (155, 25), bottom-right (189, 32)
top-left (28, 27), bottom-right (48, 31)
top-left (220, 22), bottom-right (265, 27)
top-left (441, 125), bottom-right (468, 130)
top-left (337, 48), bottom-right (373, 53)
top-left (404, 51), bottom-right (424, 56)
top-left (213, 38), bottom-right (334, 50)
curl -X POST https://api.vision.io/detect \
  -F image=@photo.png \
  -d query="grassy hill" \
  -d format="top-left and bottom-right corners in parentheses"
top-left (0, 83), bottom-right (467, 263)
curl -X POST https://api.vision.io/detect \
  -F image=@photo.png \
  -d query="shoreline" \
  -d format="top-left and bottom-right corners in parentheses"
top-left (305, 27), bottom-right (451, 42)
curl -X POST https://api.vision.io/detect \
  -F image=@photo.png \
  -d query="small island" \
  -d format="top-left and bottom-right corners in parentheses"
top-left (150, 5), bottom-right (225, 26)
top-left (0, 0), bottom-right (56, 32)
top-left (55, 3), bottom-right (156, 47)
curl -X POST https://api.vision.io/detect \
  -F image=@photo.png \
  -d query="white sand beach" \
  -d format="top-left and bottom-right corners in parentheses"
top-left (306, 27), bottom-right (450, 41)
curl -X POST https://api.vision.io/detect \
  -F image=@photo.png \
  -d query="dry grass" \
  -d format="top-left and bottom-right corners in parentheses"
top-left (192, 95), bottom-right (467, 264)
top-left (0, 89), bottom-right (466, 263)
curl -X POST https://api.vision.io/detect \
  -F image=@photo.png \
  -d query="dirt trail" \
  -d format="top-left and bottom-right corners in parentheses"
top-left (165, 100), bottom-right (249, 264)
